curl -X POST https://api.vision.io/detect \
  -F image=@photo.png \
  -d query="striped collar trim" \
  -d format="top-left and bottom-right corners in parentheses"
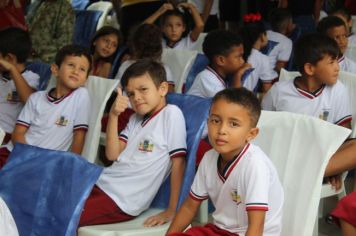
top-left (207, 66), bottom-right (226, 88)
top-left (293, 78), bottom-right (325, 99)
top-left (46, 88), bottom-right (74, 104)
top-left (338, 55), bottom-right (345, 63)
top-left (217, 143), bottom-right (250, 182)
top-left (141, 105), bottom-right (166, 127)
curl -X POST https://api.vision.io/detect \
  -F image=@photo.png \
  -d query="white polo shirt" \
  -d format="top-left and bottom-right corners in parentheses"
top-left (114, 60), bottom-right (175, 86)
top-left (188, 0), bottom-right (219, 15)
top-left (7, 87), bottom-right (90, 151)
top-left (0, 70), bottom-right (39, 133)
top-left (262, 78), bottom-right (352, 125)
top-left (243, 49), bottom-right (278, 91)
top-left (266, 30), bottom-right (293, 69)
top-left (190, 144), bottom-right (284, 236)
top-left (97, 104), bottom-right (187, 216)
top-left (187, 66), bottom-right (226, 98)
top-left (338, 55), bottom-right (356, 74)
top-left (162, 34), bottom-right (197, 50)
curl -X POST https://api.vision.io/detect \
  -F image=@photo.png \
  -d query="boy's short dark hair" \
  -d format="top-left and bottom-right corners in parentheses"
top-left (269, 8), bottom-right (292, 33)
top-left (55, 45), bottom-right (92, 72)
top-left (212, 87), bottom-right (261, 127)
top-left (331, 7), bottom-right (352, 21)
top-left (317, 16), bottom-right (346, 35)
top-left (121, 59), bottom-right (167, 89)
top-left (203, 30), bottom-right (243, 62)
top-left (0, 27), bottom-right (31, 63)
top-left (294, 33), bottom-right (339, 73)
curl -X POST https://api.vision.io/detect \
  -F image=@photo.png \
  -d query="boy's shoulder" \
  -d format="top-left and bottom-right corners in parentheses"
top-left (267, 30), bottom-right (292, 44)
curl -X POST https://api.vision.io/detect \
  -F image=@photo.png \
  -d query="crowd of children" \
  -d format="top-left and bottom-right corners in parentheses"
top-left (2, 1), bottom-right (356, 236)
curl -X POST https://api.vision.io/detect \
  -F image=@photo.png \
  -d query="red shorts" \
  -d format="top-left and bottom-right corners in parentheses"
top-left (0, 147), bottom-right (10, 169)
top-left (168, 223), bottom-right (238, 236)
top-left (331, 192), bottom-right (356, 227)
top-left (79, 185), bottom-right (135, 227)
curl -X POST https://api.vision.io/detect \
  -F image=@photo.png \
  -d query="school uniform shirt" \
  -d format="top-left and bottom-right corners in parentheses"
top-left (97, 104), bottom-right (187, 216)
top-left (190, 144), bottom-right (284, 236)
top-left (188, 0), bottom-right (219, 15)
top-left (6, 87), bottom-right (90, 151)
top-left (114, 60), bottom-right (175, 87)
top-left (0, 70), bottom-right (39, 134)
top-left (187, 66), bottom-right (226, 98)
top-left (162, 33), bottom-right (197, 50)
top-left (262, 79), bottom-right (352, 125)
top-left (243, 49), bottom-right (278, 91)
top-left (338, 55), bottom-right (356, 74)
top-left (266, 30), bottom-right (293, 69)
top-left (348, 34), bottom-right (356, 46)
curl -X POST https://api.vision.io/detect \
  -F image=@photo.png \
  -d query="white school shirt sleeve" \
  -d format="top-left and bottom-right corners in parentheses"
top-left (190, 155), bottom-right (209, 201)
top-left (165, 106), bottom-right (187, 158)
top-left (73, 88), bottom-right (91, 131)
top-left (23, 70), bottom-right (40, 90)
top-left (118, 113), bottom-right (135, 143)
top-left (259, 55), bottom-right (278, 83)
top-left (277, 38), bottom-right (292, 62)
top-left (333, 82), bottom-right (352, 125)
top-left (261, 84), bottom-right (278, 111)
top-left (188, 72), bottom-right (226, 98)
top-left (16, 92), bottom-right (39, 127)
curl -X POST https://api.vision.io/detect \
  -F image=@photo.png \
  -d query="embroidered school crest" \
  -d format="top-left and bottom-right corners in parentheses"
top-left (7, 91), bottom-right (20, 103)
top-left (231, 189), bottom-right (241, 205)
top-left (138, 139), bottom-right (154, 152)
top-left (319, 110), bottom-right (330, 121)
top-left (55, 116), bottom-right (69, 126)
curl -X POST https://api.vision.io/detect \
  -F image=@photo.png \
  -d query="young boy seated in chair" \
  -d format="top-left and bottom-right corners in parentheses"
top-left (262, 33), bottom-right (356, 189)
top-left (79, 59), bottom-right (187, 227)
top-left (167, 87), bottom-right (284, 236)
top-left (0, 45), bottom-right (91, 169)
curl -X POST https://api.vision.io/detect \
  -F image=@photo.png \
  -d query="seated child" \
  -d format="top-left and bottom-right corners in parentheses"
top-left (0, 27), bottom-right (40, 145)
top-left (187, 29), bottom-right (249, 98)
top-left (331, 191), bottom-right (356, 236)
top-left (267, 8), bottom-right (294, 73)
top-left (90, 26), bottom-right (122, 78)
top-left (317, 16), bottom-right (356, 74)
top-left (79, 59), bottom-right (187, 227)
top-left (144, 2), bottom-right (204, 50)
top-left (240, 16), bottom-right (278, 93)
top-left (167, 87), bottom-right (284, 236)
top-left (262, 33), bottom-right (356, 187)
top-left (0, 45), bottom-right (91, 169)
top-left (115, 24), bottom-right (175, 92)
top-left (331, 7), bottom-right (356, 45)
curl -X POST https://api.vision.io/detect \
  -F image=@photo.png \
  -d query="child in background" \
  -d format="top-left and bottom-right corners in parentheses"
top-left (115, 24), bottom-right (175, 92)
top-left (239, 15), bottom-right (278, 93)
top-left (317, 16), bottom-right (356, 74)
top-left (187, 30), bottom-right (249, 98)
top-left (167, 88), bottom-right (284, 236)
top-left (267, 8), bottom-right (294, 73)
top-left (144, 2), bottom-right (204, 50)
top-left (79, 59), bottom-right (186, 227)
top-left (90, 26), bottom-right (122, 78)
top-left (0, 45), bottom-right (91, 169)
top-left (331, 8), bottom-right (356, 45)
top-left (0, 27), bottom-right (40, 145)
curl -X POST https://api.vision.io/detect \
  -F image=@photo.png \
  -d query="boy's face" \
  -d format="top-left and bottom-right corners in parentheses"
top-left (125, 72), bottom-right (168, 116)
top-left (208, 98), bottom-right (258, 160)
top-left (162, 15), bottom-right (186, 43)
top-left (221, 45), bottom-right (245, 74)
top-left (52, 55), bottom-right (90, 90)
top-left (327, 25), bottom-right (348, 54)
top-left (310, 54), bottom-right (340, 85)
top-left (94, 34), bottom-right (119, 58)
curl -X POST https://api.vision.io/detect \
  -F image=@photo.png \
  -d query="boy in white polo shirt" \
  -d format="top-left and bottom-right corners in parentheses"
top-left (0, 27), bottom-right (40, 145)
top-left (262, 33), bottom-right (356, 189)
top-left (0, 45), bottom-right (91, 169)
top-left (79, 59), bottom-right (187, 227)
top-left (167, 88), bottom-right (284, 236)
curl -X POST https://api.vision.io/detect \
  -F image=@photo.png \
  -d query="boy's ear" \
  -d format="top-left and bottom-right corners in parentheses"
top-left (215, 55), bottom-right (226, 67)
top-left (247, 127), bottom-right (259, 142)
top-left (303, 63), bottom-right (315, 76)
top-left (51, 64), bottom-right (59, 76)
top-left (4, 53), bottom-right (17, 63)
top-left (159, 81), bottom-right (169, 96)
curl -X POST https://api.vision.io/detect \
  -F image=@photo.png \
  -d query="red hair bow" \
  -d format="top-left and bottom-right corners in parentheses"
top-left (243, 13), bottom-right (262, 23)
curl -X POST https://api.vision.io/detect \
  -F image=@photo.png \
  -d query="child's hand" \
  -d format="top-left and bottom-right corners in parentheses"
top-left (0, 59), bottom-right (15, 72)
top-left (178, 2), bottom-right (195, 11)
top-left (328, 175), bottom-right (342, 191)
top-left (109, 87), bottom-right (129, 117)
top-left (143, 208), bottom-right (175, 227)
top-left (158, 3), bottom-right (174, 14)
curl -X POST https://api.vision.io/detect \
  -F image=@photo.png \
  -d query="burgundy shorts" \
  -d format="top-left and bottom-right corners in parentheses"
top-left (1, 132), bottom-right (11, 145)
top-left (0, 147), bottom-right (10, 169)
top-left (331, 191), bottom-right (356, 227)
top-left (167, 223), bottom-right (238, 236)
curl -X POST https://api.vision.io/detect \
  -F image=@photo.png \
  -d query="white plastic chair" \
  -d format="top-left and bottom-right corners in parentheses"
top-left (161, 48), bottom-right (198, 93)
top-left (0, 127), bottom-right (5, 145)
top-left (0, 197), bottom-right (19, 236)
top-left (190, 33), bottom-right (207, 54)
top-left (81, 76), bottom-right (118, 163)
top-left (279, 68), bottom-right (300, 81)
top-left (87, 1), bottom-right (113, 30)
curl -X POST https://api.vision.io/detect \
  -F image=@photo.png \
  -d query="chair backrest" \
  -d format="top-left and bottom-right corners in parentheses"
top-left (279, 68), bottom-right (300, 81)
top-left (161, 48), bottom-right (198, 93)
top-left (0, 143), bottom-right (102, 236)
top-left (0, 197), bottom-right (19, 236)
top-left (190, 33), bottom-right (207, 53)
top-left (0, 127), bottom-right (4, 145)
top-left (150, 93), bottom-right (211, 209)
top-left (71, 0), bottom-right (89, 10)
top-left (253, 111), bottom-right (350, 236)
top-left (86, 1), bottom-right (113, 30)
top-left (82, 76), bottom-right (118, 163)
top-left (26, 61), bottom-right (52, 91)
top-left (73, 10), bottom-right (102, 47)
top-left (108, 46), bottom-right (128, 79)
top-left (183, 53), bottom-right (209, 93)
top-left (345, 45), bottom-right (356, 63)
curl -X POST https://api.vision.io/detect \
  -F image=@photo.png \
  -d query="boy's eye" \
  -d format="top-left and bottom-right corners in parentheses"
top-left (230, 121), bottom-right (239, 127)
top-left (139, 87), bottom-right (148, 92)
top-left (209, 117), bottom-right (220, 124)
top-left (80, 67), bottom-right (87, 72)
top-left (126, 92), bottom-right (133, 97)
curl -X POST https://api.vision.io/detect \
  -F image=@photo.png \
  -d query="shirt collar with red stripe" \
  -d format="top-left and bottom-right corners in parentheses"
top-left (293, 77), bottom-right (325, 99)
top-left (141, 105), bottom-right (166, 127)
top-left (207, 66), bottom-right (227, 88)
top-left (46, 88), bottom-right (75, 104)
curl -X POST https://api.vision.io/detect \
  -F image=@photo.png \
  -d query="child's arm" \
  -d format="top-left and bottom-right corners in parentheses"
top-left (105, 88), bottom-right (129, 161)
top-left (232, 63), bottom-right (252, 88)
top-left (96, 62), bottom-right (112, 78)
top-left (199, 0), bottom-right (213, 24)
top-left (245, 210), bottom-right (266, 236)
top-left (144, 3), bottom-right (174, 24)
top-left (12, 124), bottom-right (28, 145)
top-left (0, 59), bottom-right (35, 102)
top-left (166, 196), bottom-right (202, 233)
top-left (144, 156), bottom-right (186, 226)
top-left (70, 129), bottom-right (87, 154)
top-left (179, 3), bottom-right (204, 42)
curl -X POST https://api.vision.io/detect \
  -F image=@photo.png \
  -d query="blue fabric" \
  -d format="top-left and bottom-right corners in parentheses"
top-left (184, 54), bottom-right (209, 93)
top-left (108, 46), bottom-right (128, 79)
top-left (150, 93), bottom-right (212, 209)
top-left (26, 61), bottom-right (52, 91)
top-left (0, 144), bottom-right (102, 236)
top-left (73, 10), bottom-right (102, 47)
top-left (261, 40), bottom-right (279, 56)
top-left (71, 0), bottom-right (89, 10)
